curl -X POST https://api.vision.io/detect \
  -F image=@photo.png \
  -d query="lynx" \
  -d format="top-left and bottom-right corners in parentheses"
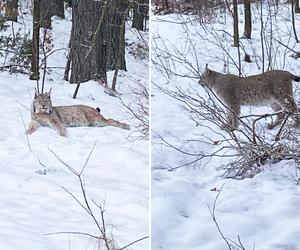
top-left (199, 65), bottom-right (300, 130)
top-left (26, 90), bottom-right (130, 137)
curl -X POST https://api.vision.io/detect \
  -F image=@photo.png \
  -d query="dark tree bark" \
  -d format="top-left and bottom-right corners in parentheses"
top-left (65, 0), bottom-right (72, 7)
top-left (52, 0), bottom-right (65, 19)
top-left (132, 0), bottom-right (147, 31)
top-left (106, 0), bottom-right (128, 71)
top-left (292, 0), bottom-right (299, 42)
top-left (243, 0), bottom-right (252, 39)
top-left (64, 25), bottom-right (73, 81)
top-left (233, 0), bottom-right (239, 47)
top-left (40, 0), bottom-right (65, 28)
top-left (5, 0), bottom-right (18, 22)
top-left (69, 0), bottom-right (109, 85)
top-left (30, 0), bottom-right (40, 80)
top-left (295, 0), bottom-right (300, 13)
top-left (40, 0), bottom-right (52, 28)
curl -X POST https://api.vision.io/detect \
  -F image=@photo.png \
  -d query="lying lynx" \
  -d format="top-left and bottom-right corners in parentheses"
top-left (199, 65), bottom-right (300, 130)
top-left (26, 90), bottom-right (130, 137)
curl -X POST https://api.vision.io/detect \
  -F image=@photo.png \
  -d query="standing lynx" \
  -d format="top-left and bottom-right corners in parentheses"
top-left (199, 66), bottom-right (300, 130)
top-left (26, 90), bottom-right (130, 137)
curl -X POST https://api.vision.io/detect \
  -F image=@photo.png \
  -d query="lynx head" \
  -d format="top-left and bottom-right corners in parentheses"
top-left (32, 89), bottom-right (53, 114)
top-left (199, 64), bottom-right (215, 88)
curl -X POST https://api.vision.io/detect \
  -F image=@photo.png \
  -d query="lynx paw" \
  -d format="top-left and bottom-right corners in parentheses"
top-left (122, 123), bottom-right (130, 130)
top-left (26, 129), bottom-right (34, 135)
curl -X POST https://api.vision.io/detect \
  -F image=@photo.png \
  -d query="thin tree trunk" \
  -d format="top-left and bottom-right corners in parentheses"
top-left (132, 0), bottom-right (146, 31)
top-left (106, 0), bottom-right (128, 71)
top-left (64, 22), bottom-right (73, 81)
top-left (40, 0), bottom-right (64, 28)
top-left (5, 0), bottom-right (18, 22)
top-left (292, 0), bottom-right (299, 43)
top-left (233, 0), bottom-right (239, 47)
top-left (295, 0), bottom-right (300, 13)
top-left (243, 0), bottom-right (251, 39)
top-left (30, 0), bottom-right (40, 81)
top-left (260, 1), bottom-right (265, 73)
top-left (53, 0), bottom-right (65, 19)
top-left (111, 3), bottom-right (130, 91)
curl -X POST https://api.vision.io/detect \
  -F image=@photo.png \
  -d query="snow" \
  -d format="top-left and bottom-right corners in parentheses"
top-left (0, 5), bottom-right (148, 250)
top-left (152, 3), bottom-right (300, 250)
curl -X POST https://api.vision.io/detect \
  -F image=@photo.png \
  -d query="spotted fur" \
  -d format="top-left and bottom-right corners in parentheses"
top-left (26, 90), bottom-right (130, 137)
top-left (199, 66), bottom-right (300, 130)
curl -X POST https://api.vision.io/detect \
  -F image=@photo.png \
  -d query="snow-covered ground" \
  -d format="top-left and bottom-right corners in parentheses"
top-left (0, 6), bottom-right (148, 250)
top-left (152, 3), bottom-right (300, 250)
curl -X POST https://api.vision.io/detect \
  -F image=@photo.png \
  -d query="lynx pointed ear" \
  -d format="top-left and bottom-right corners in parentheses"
top-left (205, 64), bottom-right (211, 73)
top-left (47, 88), bottom-right (52, 97)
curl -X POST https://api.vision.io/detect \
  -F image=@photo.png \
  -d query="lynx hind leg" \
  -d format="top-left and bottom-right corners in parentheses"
top-left (276, 93), bottom-right (300, 127)
top-left (26, 120), bottom-right (41, 134)
top-left (105, 118), bottom-right (130, 130)
top-left (267, 102), bottom-right (285, 130)
top-left (92, 114), bottom-right (130, 130)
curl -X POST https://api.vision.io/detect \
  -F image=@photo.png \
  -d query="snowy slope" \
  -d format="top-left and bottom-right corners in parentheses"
top-left (152, 3), bottom-right (300, 250)
top-left (0, 7), bottom-right (148, 250)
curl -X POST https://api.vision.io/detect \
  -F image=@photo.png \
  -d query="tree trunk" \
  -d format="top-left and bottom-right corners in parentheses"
top-left (30, 0), bottom-right (40, 81)
top-left (243, 0), bottom-right (251, 39)
top-left (40, 0), bottom-right (52, 28)
top-left (233, 0), bottom-right (239, 47)
top-left (5, 0), bottom-right (18, 22)
top-left (52, 0), bottom-right (65, 19)
top-left (70, 0), bottom-right (109, 85)
top-left (106, 0), bottom-right (128, 71)
top-left (40, 0), bottom-right (65, 28)
top-left (295, 0), bottom-right (300, 13)
top-left (132, 0), bottom-right (147, 31)
top-left (292, 0), bottom-right (299, 42)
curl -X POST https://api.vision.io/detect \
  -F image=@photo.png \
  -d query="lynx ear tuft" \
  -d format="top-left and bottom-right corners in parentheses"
top-left (34, 87), bottom-right (39, 98)
top-left (46, 88), bottom-right (52, 97)
top-left (205, 64), bottom-right (212, 75)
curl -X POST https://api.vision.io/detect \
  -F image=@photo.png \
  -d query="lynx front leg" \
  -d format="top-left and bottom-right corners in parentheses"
top-left (26, 120), bottom-right (41, 134)
top-left (225, 102), bottom-right (240, 130)
top-left (48, 119), bottom-right (67, 137)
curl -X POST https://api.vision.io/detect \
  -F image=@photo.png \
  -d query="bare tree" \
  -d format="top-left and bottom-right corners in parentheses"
top-left (295, 0), bottom-right (300, 13)
top-left (47, 144), bottom-right (149, 250)
top-left (5, 0), bottom-right (18, 22)
top-left (132, 0), bottom-right (148, 31)
top-left (232, 0), bottom-right (239, 47)
top-left (106, 0), bottom-right (129, 71)
top-left (243, 0), bottom-right (252, 39)
top-left (30, 0), bottom-right (40, 80)
top-left (70, 0), bottom-right (110, 94)
top-left (40, 0), bottom-right (65, 28)
top-left (291, 0), bottom-right (299, 43)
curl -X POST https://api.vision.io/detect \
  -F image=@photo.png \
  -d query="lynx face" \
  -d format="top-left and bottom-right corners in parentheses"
top-left (32, 91), bottom-right (53, 114)
top-left (199, 66), bottom-right (215, 88)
